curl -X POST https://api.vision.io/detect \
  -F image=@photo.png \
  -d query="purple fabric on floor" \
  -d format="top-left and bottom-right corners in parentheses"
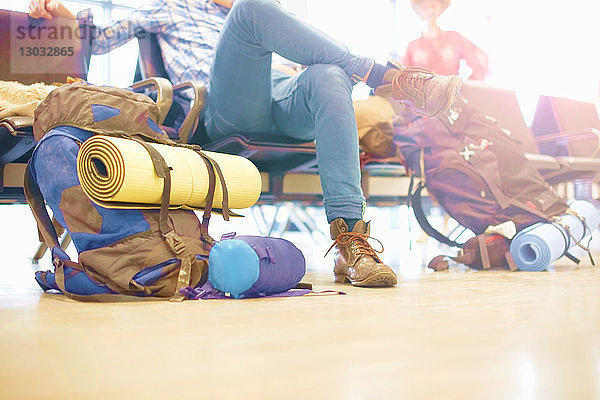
top-left (180, 282), bottom-right (345, 300)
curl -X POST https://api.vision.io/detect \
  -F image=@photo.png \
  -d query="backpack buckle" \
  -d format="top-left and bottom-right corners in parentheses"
top-left (459, 146), bottom-right (475, 161)
top-left (447, 108), bottom-right (460, 125)
top-left (164, 230), bottom-right (186, 255)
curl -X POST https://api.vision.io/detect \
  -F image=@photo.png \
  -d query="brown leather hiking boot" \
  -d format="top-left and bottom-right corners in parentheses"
top-left (327, 218), bottom-right (397, 287)
top-left (374, 64), bottom-right (462, 118)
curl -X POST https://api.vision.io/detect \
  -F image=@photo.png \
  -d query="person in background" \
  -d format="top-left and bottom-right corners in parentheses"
top-left (403, 0), bottom-right (488, 81)
top-left (29, 0), bottom-right (463, 287)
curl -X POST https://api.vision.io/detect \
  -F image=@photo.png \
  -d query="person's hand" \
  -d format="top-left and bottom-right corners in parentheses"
top-left (272, 63), bottom-right (301, 77)
top-left (212, 0), bottom-right (234, 9)
top-left (29, 0), bottom-right (61, 19)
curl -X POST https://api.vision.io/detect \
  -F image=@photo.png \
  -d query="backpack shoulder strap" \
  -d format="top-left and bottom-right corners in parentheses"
top-left (24, 162), bottom-right (96, 299)
top-left (127, 137), bottom-right (207, 301)
top-left (24, 162), bottom-right (60, 250)
top-left (410, 180), bottom-right (463, 248)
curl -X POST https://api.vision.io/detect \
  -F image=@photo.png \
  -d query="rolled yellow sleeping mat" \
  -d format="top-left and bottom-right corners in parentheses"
top-left (77, 135), bottom-right (261, 210)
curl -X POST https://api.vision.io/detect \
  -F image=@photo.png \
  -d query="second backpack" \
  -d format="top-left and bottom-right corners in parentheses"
top-left (396, 96), bottom-right (568, 248)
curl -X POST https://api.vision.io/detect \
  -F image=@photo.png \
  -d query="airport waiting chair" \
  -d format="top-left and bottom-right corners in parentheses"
top-left (460, 81), bottom-right (600, 186)
top-left (530, 94), bottom-right (600, 199)
top-left (530, 95), bottom-right (600, 158)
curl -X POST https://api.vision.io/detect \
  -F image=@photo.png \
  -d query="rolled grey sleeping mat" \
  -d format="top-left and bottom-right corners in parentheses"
top-left (510, 200), bottom-right (600, 271)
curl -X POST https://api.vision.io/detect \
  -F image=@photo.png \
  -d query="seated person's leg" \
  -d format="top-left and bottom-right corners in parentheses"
top-left (204, 1), bottom-right (276, 137)
top-left (208, 0), bottom-right (461, 127)
top-left (204, 0), bottom-right (374, 138)
top-left (272, 65), bottom-right (397, 287)
top-left (272, 66), bottom-right (363, 218)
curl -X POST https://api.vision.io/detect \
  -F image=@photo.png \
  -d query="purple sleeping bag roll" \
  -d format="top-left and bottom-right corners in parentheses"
top-left (208, 234), bottom-right (306, 298)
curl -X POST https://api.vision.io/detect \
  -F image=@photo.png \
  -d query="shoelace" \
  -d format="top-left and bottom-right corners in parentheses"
top-left (325, 232), bottom-right (385, 263)
top-left (392, 67), bottom-right (433, 110)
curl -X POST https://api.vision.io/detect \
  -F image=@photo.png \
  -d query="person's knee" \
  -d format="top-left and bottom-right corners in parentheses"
top-left (301, 64), bottom-right (353, 100)
top-left (230, 0), bottom-right (279, 21)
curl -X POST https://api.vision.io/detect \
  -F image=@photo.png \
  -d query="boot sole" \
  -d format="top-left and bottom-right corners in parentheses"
top-left (335, 271), bottom-right (398, 287)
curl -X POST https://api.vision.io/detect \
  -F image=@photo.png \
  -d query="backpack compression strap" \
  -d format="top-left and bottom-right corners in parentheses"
top-left (130, 138), bottom-right (206, 301)
top-left (192, 146), bottom-right (231, 224)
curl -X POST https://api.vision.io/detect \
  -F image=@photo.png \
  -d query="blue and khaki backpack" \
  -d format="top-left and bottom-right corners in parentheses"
top-left (27, 82), bottom-right (229, 301)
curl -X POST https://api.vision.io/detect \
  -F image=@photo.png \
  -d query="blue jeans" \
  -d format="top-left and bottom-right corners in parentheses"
top-left (204, 0), bottom-right (374, 223)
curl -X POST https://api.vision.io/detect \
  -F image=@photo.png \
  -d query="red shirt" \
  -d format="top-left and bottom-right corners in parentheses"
top-left (402, 30), bottom-right (489, 80)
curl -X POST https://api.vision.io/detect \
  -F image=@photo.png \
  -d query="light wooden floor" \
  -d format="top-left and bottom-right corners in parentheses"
top-left (2, 260), bottom-right (600, 399)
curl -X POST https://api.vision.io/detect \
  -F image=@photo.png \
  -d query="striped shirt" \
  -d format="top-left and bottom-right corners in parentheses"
top-left (77, 0), bottom-right (230, 87)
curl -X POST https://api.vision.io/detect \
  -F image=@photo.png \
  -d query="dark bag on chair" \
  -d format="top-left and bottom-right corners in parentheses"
top-left (396, 97), bottom-right (568, 268)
